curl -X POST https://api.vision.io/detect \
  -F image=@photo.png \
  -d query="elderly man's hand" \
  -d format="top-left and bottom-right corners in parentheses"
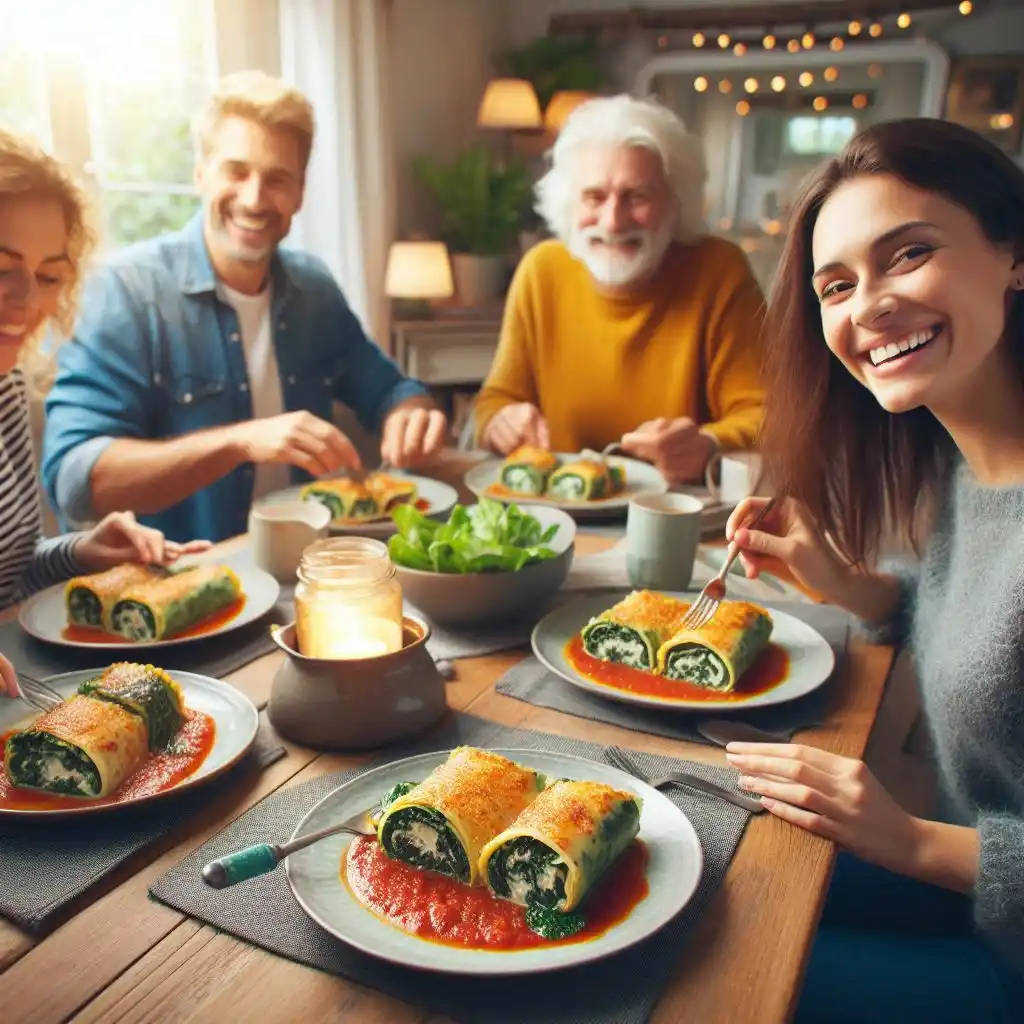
top-left (620, 417), bottom-right (716, 486)
top-left (482, 402), bottom-right (551, 455)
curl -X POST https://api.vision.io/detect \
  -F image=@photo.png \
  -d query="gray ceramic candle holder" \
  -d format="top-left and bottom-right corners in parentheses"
top-left (267, 615), bottom-right (446, 750)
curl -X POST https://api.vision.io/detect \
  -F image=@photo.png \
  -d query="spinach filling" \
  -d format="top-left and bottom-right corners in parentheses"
top-left (66, 586), bottom-right (103, 627)
top-left (581, 620), bottom-right (656, 669)
top-left (350, 497), bottom-right (381, 519)
top-left (79, 674), bottom-right (184, 751)
top-left (487, 837), bottom-right (587, 939)
top-left (548, 472), bottom-right (605, 501)
top-left (110, 601), bottom-right (158, 641)
top-left (379, 781), bottom-right (417, 812)
top-left (486, 836), bottom-right (569, 909)
top-left (305, 492), bottom-right (345, 519)
top-left (500, 465), bottom-right (548, 495)
top-left (525, 903), bottom-right (585, 939)
top-left (662, 644), bottom-right (729, 689)
top-left (4, 732), bottom-right (101, 797)
top-left (379, 805), bottom-right (470, 882)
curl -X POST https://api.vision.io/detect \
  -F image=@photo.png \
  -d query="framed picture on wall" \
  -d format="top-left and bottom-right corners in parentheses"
top-left (945, 56), bottom-right (1024, 154)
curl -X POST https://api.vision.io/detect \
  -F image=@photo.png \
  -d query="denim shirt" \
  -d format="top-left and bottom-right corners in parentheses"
top-left (41, 215), bottom-right (428, 543)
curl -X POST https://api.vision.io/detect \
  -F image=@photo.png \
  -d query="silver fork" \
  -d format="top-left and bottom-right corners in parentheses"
top-left (681, 497), bottom-right (777, 631)
top-left (14, 671), bottom-right (65, 713)
top-left (604, 745), bottom-right (764, 814)
top-left (581, 443), bottom-right (624, 461)
top-left (345, 458), bottom-right (392, 484)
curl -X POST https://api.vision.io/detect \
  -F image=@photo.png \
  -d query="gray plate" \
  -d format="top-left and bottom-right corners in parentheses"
top-left (287, 747), bottom-right (702, 975)
top-left (531, 590), bottom-right (836, 712)
top-left (465, 452), bottom-right (668, 520)
top-left (257, 472), bottom-right (458, 537)
top-left (18, 566), bottom-right (280, 650)
top-left (0, 669), bottom-right (258, 817)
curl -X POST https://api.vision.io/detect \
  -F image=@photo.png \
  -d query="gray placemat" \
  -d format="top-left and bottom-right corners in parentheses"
top-left (0, 725), bottom-right (286, 934)
top-left (150, 712), bottom-right (752, 1024)
top-left (497, 603), bottom-right (851, 745)
top-left (412, 588), bottom-right (626, 663)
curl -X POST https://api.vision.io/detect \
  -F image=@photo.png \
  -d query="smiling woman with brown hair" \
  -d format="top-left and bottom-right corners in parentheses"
top-left (724, 118), bottom-right (1024, 1021)
top-left (0, 129), bottom-right (208, 696)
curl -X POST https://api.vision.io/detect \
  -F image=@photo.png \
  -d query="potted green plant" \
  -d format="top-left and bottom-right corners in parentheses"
top-left (497, 35), bottom-right (605, 110)
top-left (412, 147), bottom-right (532, 305)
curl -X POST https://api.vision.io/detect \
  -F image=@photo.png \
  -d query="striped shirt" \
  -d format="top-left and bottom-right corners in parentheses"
top-left (0, 370), bottom-right (84, 611)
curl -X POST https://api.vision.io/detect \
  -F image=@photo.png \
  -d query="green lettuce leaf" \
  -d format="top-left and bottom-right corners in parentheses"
top-left (388, 498), bottom-right (559, 574)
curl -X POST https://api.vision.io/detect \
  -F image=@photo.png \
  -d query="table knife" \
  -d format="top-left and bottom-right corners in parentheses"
top-left (695, 719), bottom-right (782, 747)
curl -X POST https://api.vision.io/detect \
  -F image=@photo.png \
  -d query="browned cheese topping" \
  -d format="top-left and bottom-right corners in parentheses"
top-left (505, 780), bottom-right (634, 851)
top-left (402, 747), bottom-right (541, 850)
top-left (605, 590), bottom-right (690, 634)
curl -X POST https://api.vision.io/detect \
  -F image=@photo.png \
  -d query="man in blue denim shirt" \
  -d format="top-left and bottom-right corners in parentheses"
top-left (42, 72), bottom-right (447, 543)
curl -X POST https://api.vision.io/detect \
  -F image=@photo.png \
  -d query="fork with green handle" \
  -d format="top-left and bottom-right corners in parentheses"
top-left (200, 806), bottom-right (376, 889)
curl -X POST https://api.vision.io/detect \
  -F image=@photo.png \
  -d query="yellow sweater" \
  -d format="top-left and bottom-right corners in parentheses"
top-left (474, 237), bottom-right (766, 452)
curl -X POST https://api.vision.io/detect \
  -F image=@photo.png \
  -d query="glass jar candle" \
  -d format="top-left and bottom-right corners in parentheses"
top-left (294, 537), bottom-right (404, 659)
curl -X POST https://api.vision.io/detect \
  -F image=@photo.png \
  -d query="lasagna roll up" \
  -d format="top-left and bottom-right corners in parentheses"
top-left (479, 780), bottom-right (642, 912)
top-left (656, 602), bottom-right (773, 691)
top-left (79, 662), bottom-right (186, 751)
top-left (546, 458), bottom-right (616, 501)
top-left (300, 478), bottom-right (381, 521)
top-left (3, 696), bottom-right (148, 798)
top-left (581, 590), bottom-right (688, 670)
top-left (110, 565), bottom-right (242, 642)
top-left (377, 747), bottom-right (545, 884)
top-left (366, 472), bottom-right (417, 512)
top-left (64, 564), bottom-right (166, 631)
top-left (499, 445), bottom-right (559, 496)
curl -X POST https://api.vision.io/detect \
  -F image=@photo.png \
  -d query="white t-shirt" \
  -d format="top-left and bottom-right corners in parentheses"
top-left (217, 281), bottom-right (292, 499)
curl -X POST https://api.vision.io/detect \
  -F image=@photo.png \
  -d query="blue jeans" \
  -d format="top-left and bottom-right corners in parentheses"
top-left (796, 854), bottom-right (1023, 1023)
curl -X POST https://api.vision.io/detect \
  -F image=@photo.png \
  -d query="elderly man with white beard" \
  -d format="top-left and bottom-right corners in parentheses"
top-left (473, 94), bottom-right (766, 485)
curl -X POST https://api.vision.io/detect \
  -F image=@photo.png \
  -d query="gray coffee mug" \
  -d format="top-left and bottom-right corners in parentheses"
top-left (626, 492), bottom-right (704, 591)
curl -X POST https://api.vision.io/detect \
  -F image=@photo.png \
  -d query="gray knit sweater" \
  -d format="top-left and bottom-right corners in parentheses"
top-left (871, 456), bottom-right (1024, 974)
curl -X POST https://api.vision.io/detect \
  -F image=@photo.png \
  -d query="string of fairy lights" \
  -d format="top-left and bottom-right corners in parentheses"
top-left (658, 1), bottom-right (976, 117)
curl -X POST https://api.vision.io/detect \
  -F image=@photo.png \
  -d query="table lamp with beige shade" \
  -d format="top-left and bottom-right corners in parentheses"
top-left (544, 90), bottom-right (598, 134)
top-left (384, 240), bottom-right (454, 319)
top-left (477, 77), bottom-right (543, 131)
top-left (477, 76), bottom-right (547, 163)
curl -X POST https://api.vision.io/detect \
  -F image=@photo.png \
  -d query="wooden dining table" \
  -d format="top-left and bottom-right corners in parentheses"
top-left (0, 452), bottom-right (896, 1024)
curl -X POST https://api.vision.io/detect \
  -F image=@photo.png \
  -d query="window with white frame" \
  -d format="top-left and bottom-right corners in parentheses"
top-left (0, 0), bottom-right (217, 251)
top-left (785, 116), bottom-right (858, 157)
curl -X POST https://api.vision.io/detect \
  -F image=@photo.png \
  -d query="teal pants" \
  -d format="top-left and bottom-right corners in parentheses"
top-left (795, 854), bottom-right (1023, 1023)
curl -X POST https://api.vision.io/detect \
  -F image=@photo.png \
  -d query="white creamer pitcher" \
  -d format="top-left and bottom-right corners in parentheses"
top-left (248, 501), bottom-right (332, 583)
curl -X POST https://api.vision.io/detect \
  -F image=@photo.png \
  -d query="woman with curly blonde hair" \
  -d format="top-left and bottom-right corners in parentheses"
top-left (0, 129), bottom-right (208, 694)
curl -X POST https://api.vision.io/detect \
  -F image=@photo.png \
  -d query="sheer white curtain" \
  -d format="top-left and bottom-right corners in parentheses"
top-left (278, 0), bottom-right (395, 348)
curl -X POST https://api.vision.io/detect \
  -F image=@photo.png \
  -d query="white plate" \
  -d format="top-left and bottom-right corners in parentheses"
top-left (0, 669), bottom-right (259, 817)
top-left (258, 472), bottom-right (458, 537)
top-left (532, 590), bottom-right (836, 712)
top-left (286, 747), bottom-right (703, 975)
top-left (465, 453), bottom-right (668, 520)
top-left (18, 566), bottom-right (280, 650)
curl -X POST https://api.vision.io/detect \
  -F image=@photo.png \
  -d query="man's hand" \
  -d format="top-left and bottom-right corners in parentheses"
top-left (619, 417), bottom-right (716, 486)
top-left (75, 511), bottom-right (211, 571)
top-left (482, 402), bottom-right (550, 455)
top-left (381, 402), bottom-right (448, 469)
top-left (230, 411), bottom-right (362, 477)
